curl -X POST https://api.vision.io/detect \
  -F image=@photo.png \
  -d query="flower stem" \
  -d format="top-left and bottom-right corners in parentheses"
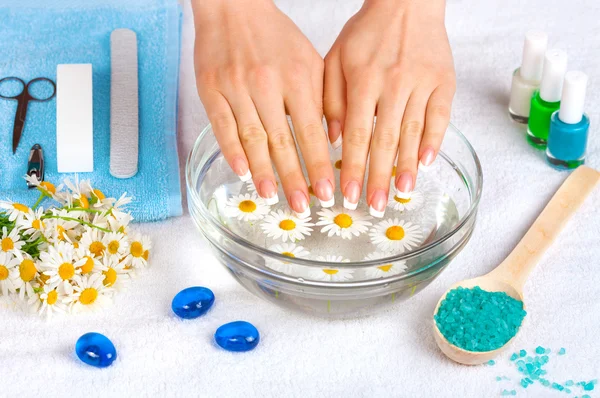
top-left (31, 194), bottom-right (45, 210)
top-left (66, 207), bottom-right (102, 214)
top-left (41, 215), bottom-right (111, 233)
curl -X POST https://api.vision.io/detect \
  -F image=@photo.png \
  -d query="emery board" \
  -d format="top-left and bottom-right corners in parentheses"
top-left (56, 64), bottom-right (94, 173)
top-left (110, 28), bottom-right (139, 179)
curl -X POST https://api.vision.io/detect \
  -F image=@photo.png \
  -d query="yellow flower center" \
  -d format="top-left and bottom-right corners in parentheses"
top-left (391, 166), bottom-right (396, 177)
top-left (279, 219), bottom-right (296, 231)
top-left (281, 252), bottom-right (295, 258)
top-left (322, 269), bottom-right (339, 275)
top-left (73, 242), bottom-right (79, 249)
top-left (39, 274), bottom-right (50, 285)
top-left (307, 186), bottom-right (315, 196)
top-left (0, 265), bottom-right (9, 281)
top-left (394, 196), bottom-right (411, 204)
top-left (1, 238), bottom-right (14, 252)
top-left (78, 196), bottom-right (90, 209)
top-left (19, 259), bottom-right (37, 282)
top-left (107, 240), bottom-right (120, 255)
top-left (378, 264), bottom-right (393, 272)
top-left (334, 160), bottom-right (342, 169)
top-left (333, 213), bottom-right (353, 229)
top-left (130, 242), bottom-right (143, 258)
top-left (92, 189), bottom-right (106, 200)
top-left (142, 250), bottom-right (149, 261)
top-left (238, 200), bottom-right (257, 213)
top-left (40, 181), bottom-right (56, 194)
top-left (79, 288), bottom-right (98, 305)
top-left (79, 256), bottom-right (95, 274)
top-left (89, 241), bottom-right (105, 257)
top-left (58, 263), bottom-right (75, 280)
top-left (385, 226), bottom-right (405, 241)
top-left (32, 219), bottom-right (44, 230)
top-left (103, 268), bottom-right (117, 287)
top-left (46, 290), bottom-right (58, 305)
top-left (13, 203), bottom-right (29, 213)
top-left (117, 226), bottom-right (126, 234)
top-left (56, 225), bottom-right (66, 240)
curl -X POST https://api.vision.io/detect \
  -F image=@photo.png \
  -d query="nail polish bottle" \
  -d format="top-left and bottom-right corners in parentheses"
top-left (546, 71), bottom-right (589, 170)
top-left (527, 49), bottom-right (568, 148)
top-left (508, 30), bottom-right (548, 124)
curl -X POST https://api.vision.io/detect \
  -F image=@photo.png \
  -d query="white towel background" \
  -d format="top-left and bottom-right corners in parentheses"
top-left (2, 0), bottom-right (599, 397)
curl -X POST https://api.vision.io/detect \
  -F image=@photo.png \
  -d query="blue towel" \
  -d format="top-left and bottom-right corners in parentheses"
top-left (0, 0), bottom-right (183, 222)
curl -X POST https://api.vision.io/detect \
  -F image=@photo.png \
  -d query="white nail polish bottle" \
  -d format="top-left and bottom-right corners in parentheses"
top-left (508, 30), bottom-right (548, 124)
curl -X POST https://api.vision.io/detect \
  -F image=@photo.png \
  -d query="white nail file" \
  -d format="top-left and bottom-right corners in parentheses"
top-left (110, 28), bottom-right (139, 179)
top-left (56, 64), bottom-right (94, 173)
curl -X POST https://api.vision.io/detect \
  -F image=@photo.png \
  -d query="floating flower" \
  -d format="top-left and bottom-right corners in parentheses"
top-left (0, 252), bottom-right (19, 296)
top-left (40, 242), bottom-right (84, 288)
top-left (316, 207), bottom-right (372, 240)
top-left (363, 252), bottom-right (408, 278)
top-left (102, 232), bottom-right (129, 260)
top-left (369, 218), bottom-right (423, 253)
top-left (0, 201), bottom-right (31, 222)
top-left (1, 226), bottom-right (25, 260)
top-left (125, 233), bottom-right (152, 269)
top-left (38, 284), bottom-right (68, 319)
top-left (310, 255), bottom-right (352, 282)
top-left (64, 273), bottom-right (113, 313)
top-left (260, 209), bottom-right (314, 242)
top-left (265, 243), bottom-right (309, 275)
top-left (387, 189), bottom-right (425, 212)
top-left (224, 193), bottom-right (271, 222)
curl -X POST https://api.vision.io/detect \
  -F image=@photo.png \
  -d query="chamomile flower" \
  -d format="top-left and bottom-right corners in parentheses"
top-left (310, 256), bottom-right (352, 282)
top-left (109, 192), bottom-right (133, 220)
top-left (369, 218), bottom-right (423, 253)
top-left (89, 187), bottom-right (116, 209)
top-left (387, 189), bottom-right (425, 212)
top-left (224, 193), bottom-right (271, 222)
top-left (44, 210), bottom-right (81, 243)
top-left (38, 284), bottom-right (68, 319)
top-left (1, 226), bottom-right (25, 260)
top-left (316, 207), bottom-right (372, 240)
top-left (25, 174), bottom-right (62, 199)
top-left (14, 256), bottom-right (40, 300)
top-left (97, 255), bottom-right (130, 291)
top-left (108, 212), bottom-right (133, 234)
top-left (79, 228), bottom-right (107, 257)
top-left (60, 177), bottom-right (93, 208)
top-left (0, 200), bottom-right (31, 222)
top-left (362, 252), bottom-right (408, 278)
top-left (260, 209), bottom-right (314, 242)
top-left (17, 207), bottom-right (46, 240)
top-left (265, 243), bottom-right (310, 275)
top-left (0, 252), bottom-right (20, 296)
top-left (63, 273), bottom-right (113, 313)
top-left (125, 233), bottom-right (152, 269)
top-left (102, 232), bottom-right (129, 259)
top-left (245, 180), bottom-right (258, 194)
top-left (40, 242), bottom-right (84, 288)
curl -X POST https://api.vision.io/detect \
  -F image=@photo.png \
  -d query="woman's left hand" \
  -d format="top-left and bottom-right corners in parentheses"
top-left (324, 0), bottom-right (456, 216)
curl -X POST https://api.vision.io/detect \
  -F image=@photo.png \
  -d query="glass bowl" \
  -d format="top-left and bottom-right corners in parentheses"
top-left (186, 122), bottom-right (482, 317)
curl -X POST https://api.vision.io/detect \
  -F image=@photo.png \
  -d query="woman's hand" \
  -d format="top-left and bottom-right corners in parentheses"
top-left (192, 0), bottom-right (334, 217)
top-left (324, 0), bottom-right (455, 217)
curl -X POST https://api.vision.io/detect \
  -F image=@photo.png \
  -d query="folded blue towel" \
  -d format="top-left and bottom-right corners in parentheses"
top-left (0, 0), bottom-right (183, 222)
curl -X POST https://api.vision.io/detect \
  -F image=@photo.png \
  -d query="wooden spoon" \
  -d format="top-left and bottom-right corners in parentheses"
top-left (433, 166), bottom-right (600, 365)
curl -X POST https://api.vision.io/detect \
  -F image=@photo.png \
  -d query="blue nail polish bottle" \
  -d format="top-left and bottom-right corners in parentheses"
top-left (546, 71), bottom-right (590, 170)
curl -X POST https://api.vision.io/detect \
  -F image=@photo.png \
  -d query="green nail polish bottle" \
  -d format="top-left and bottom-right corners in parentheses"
top-left (526, 49), bottom-right (568, 148)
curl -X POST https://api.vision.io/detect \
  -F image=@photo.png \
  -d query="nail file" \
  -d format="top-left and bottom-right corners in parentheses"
top-left (110, 28), bottom-right (139, 179)
top-left (56, 64), bottom-right (94, 173)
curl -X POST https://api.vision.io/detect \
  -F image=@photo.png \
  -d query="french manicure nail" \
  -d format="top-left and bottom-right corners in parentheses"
top-left (233, 158), bottom-right (251, 182)
top-left (395, 172), bottom-right (413, 199)
top-left (343, 181), bottom-right (360, 210)
top-left (419, 147), bottom-right (436, 171)
top-left (290, 190), bottom-right (310, 218)
top-left (259, 179), bottom-right (279, 205)
top-left (369, 189), bottom-right (387, 218)
top-left (314, 179), bottom-right (335, 208)
top-left (329, 120), bottom-right (342, 149)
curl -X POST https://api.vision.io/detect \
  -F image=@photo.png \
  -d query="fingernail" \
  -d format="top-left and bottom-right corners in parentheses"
top-left (343, 181), bottom-right (360, 210)
top-left (314, 179), bottom-right (335, 208)
top-left (259, 179), bottom-right (279, 205)
top-left (419, 147), bottom-right (435, 171)
top-left (395, 172), bottom-right (413, 199)
top-left (233, 157), bottom-right (251, 182)
top-left (290, 190), bottom-right (310, 218)
top-left (369, 189), bottom-right (387, 218)
top-left (328, 120), bottom-right (342, 149)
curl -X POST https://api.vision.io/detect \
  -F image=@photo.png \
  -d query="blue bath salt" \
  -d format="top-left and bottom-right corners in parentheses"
top-left (75, 333), bottom-right (117, 368)
top-left (501, 389), bottom-right (517, 396)
top-left (215, 321), bottom-right (260, 352)
top-left (519, 350), bottom-right (527, 358)
top-left (434, 286), bottom-right (526, 352)
top-left (558, 348), bottom-right (566, 355)
top-left (535, 346), bottom-right (545, 355)
top-left (172, 287), bottom-right (215, 319)
top-left (488, 360), bottom-right (496, 366)
top-left (566, 380), bottom-right (574, 386)
top-left (510, 353), bottom-right (519, 361)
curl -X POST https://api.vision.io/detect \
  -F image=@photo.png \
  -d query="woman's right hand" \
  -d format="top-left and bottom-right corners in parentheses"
top-left (192, 0), bottom-right (335, 217)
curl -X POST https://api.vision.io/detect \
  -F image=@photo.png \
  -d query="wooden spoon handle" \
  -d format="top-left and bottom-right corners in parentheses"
top-left (488, 166), bottom-right (600, 290)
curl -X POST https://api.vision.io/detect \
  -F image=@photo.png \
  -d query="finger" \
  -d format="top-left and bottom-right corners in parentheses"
top-left (227, 93), bottom-right (279, 204)
top-left (284, 81), bottom-right (336, 209)
top-left (366, 93), bottom-right (408, 218)
top-left (200, 90), bottom-right (251, 182)
top-left (323, 49), bottom-right (346, 150)
top-left (420, 83), bottom-right (455, 170)
top-left (252, 89), bottom-right (310, 217)
top-left (395, 89), bottom-right (431, 198)
top-left (311, 55), bottom-right (325, 119)
top-left (340, 80), bottom-right (378, 210)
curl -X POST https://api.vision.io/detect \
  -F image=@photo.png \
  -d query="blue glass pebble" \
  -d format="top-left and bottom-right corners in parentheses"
top-left (75, 333), bottom-right (117, 368)
top-left (215, 321), bottom-right (260, 352)
top-left (172, 287), bottom-right (215, 319)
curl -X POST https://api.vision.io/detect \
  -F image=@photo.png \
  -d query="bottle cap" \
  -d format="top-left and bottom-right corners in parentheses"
top-left (520, 30), bottom-right (548, 82)
top-left (539, 49), bottom-right (568, 102)
top-left (558, 71), bottom-right (588, 124)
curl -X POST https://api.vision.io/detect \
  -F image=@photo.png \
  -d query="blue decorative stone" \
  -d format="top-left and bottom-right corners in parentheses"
top-left (215, 321), bottom-right (260, 352)
top-left (75, 333), bottom-right (117, 368)
top-left (172, 287), bottom-right (215, 319)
